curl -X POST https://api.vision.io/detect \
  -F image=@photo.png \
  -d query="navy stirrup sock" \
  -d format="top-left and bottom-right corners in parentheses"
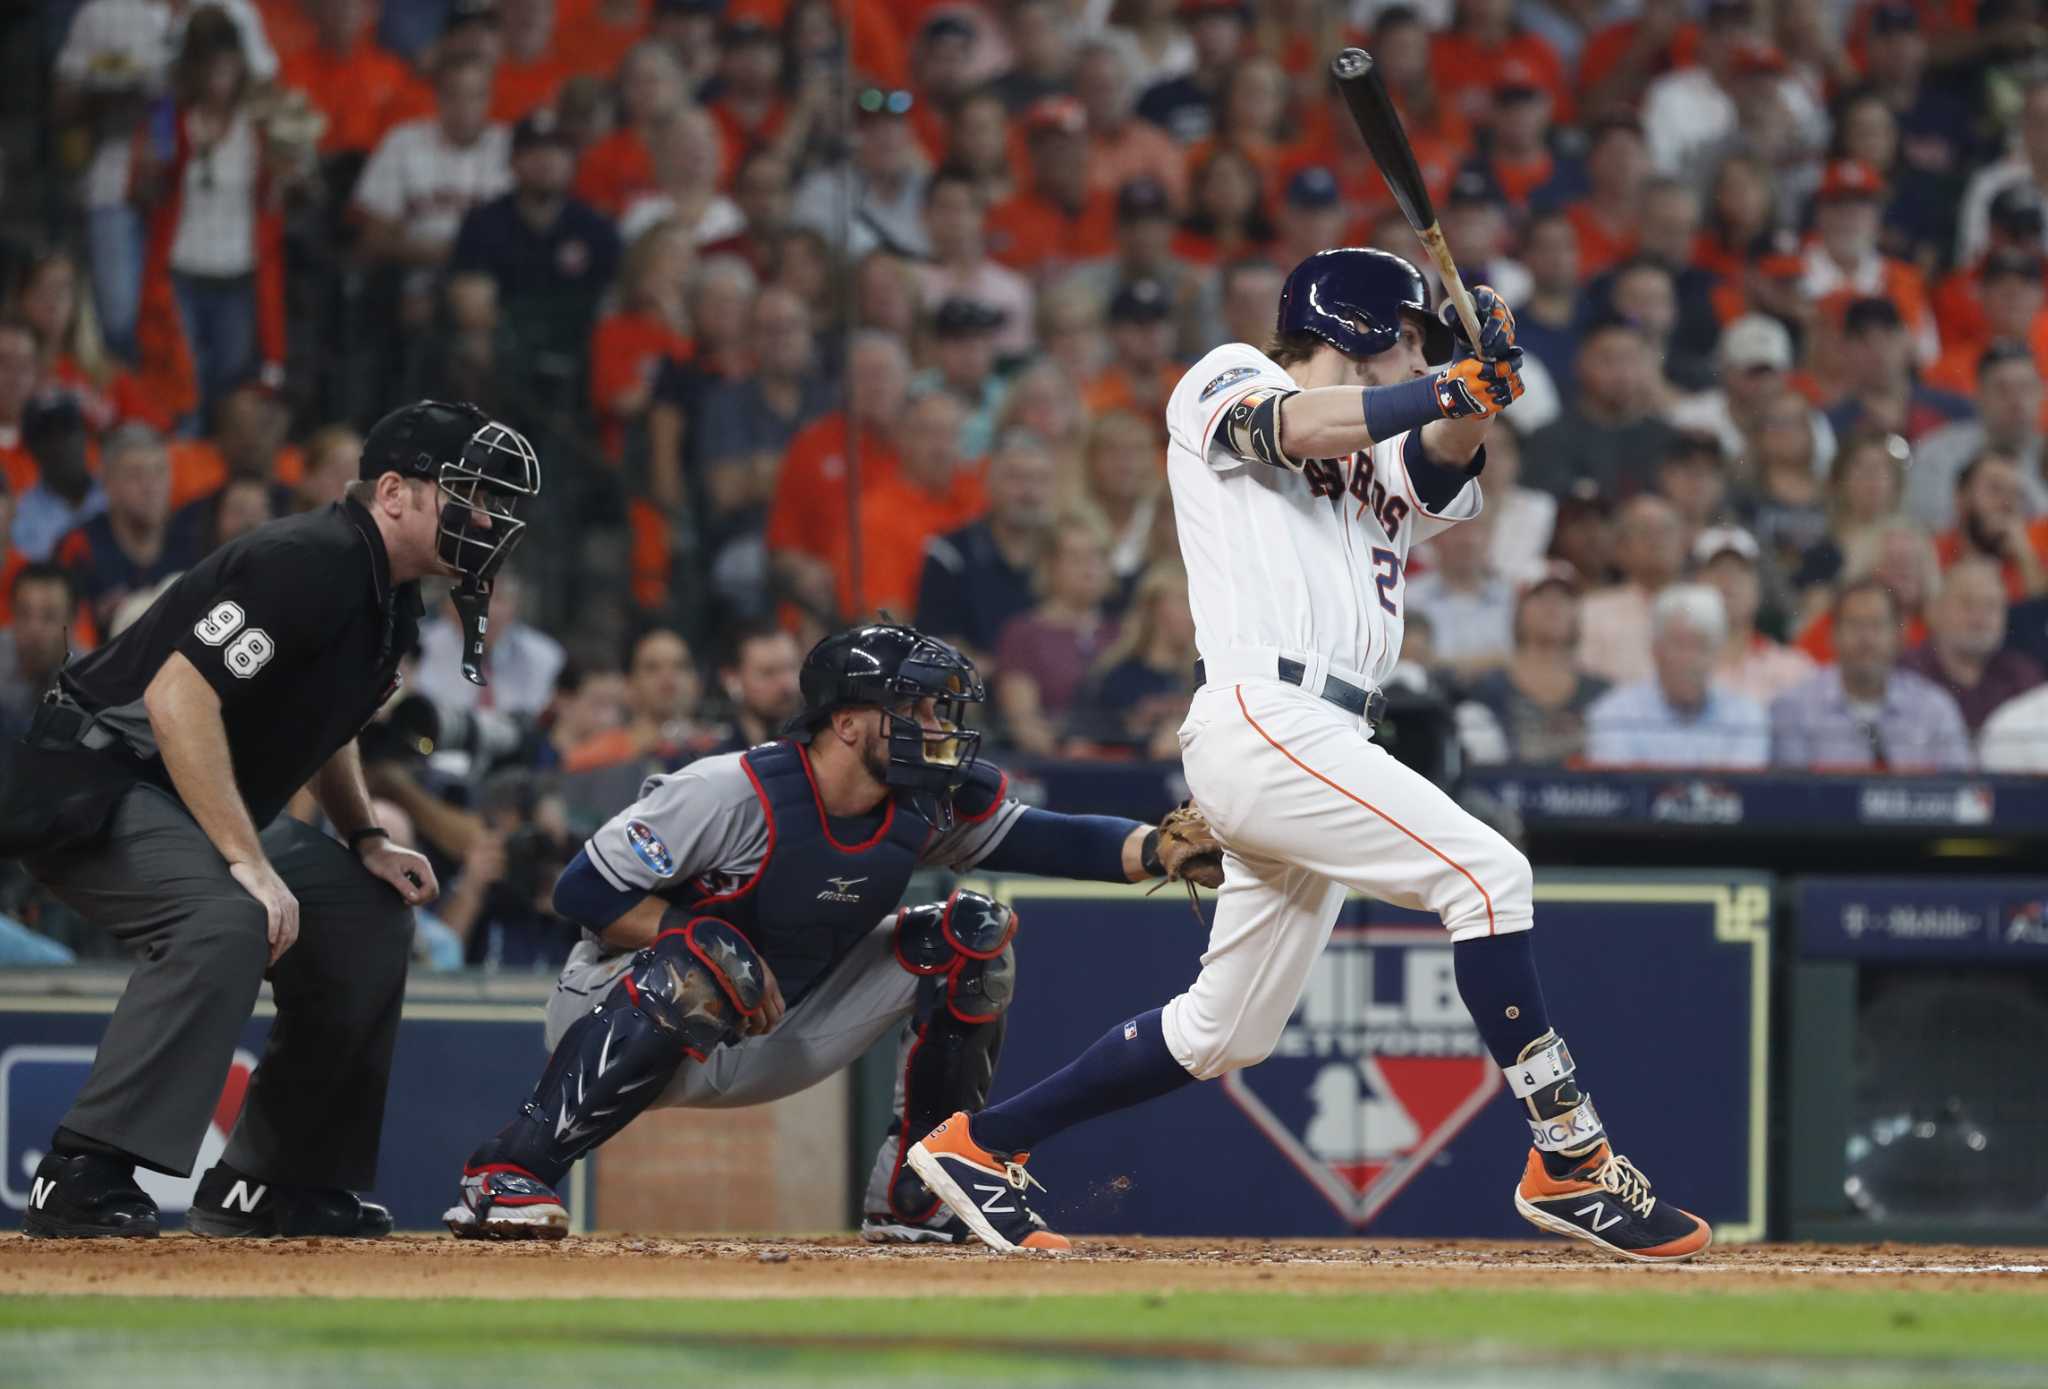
top-left (969, 1007), bottom-right (1192, 1155)
top-left (1452, 930), bottom-right (1552, 1067)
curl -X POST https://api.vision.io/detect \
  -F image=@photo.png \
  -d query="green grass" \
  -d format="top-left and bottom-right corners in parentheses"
top-left (3, 1287), bottom-right (2048, 1384)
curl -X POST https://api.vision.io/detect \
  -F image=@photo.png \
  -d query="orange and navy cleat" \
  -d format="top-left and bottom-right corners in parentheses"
top-left (906, 1111), bottom-right (1070, 1253)
top-left (1514, 1144), bottom-right (1712, 1262)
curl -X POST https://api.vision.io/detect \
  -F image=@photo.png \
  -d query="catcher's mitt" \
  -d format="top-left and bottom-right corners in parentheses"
top-left (1152, 801), bottom-right (1224, 892)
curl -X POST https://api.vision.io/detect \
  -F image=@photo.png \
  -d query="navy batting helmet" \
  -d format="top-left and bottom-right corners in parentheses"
top-left (1276, 247), bottom-right (1452, 364)
top-left (787, 623), bottom-right (985, 801)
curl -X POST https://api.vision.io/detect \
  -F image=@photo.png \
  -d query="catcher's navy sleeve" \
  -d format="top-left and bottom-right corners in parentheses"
top-left (553, 849), bottom-right (643, 928)
top-left (975, 808), bottom-right (1140, 883)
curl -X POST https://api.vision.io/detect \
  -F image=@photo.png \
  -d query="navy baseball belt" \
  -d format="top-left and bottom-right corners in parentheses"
top-left (1194, 656), bottom-right (1386, 725)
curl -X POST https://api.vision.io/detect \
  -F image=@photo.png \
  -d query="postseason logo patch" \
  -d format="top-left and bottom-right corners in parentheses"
top-left (624, 820), bottom-right (675, 877)
top-left (1199, 365), bottom-right (1259, 401)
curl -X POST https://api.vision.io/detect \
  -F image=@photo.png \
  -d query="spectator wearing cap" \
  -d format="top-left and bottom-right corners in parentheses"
top-left (1523, 317), bottom-right (1678, 499)
top-left (1823, 296), bottom-right (1970, 444)
top-left (1669, 313), bottom-right (1835, 467)
top-left (1576, 492), bottom-right (1687, 686)
top-left (1901, 557), bottom-right (2046, 733)
top-left (990, 0), bottom-right (1076, 113)
top-left (914, 166), bottom-right (1035, 359)
top-left (1172, 147), bottom-right (1275, 267)
top-left (1956, 80), bottom-right (2048, 267)
top-left (1072, 179), bottom-right (1198, 343)
top-left (1770, 578), bottom-right (1970, 769)
top-left (1408, 518), bottom-right (1515, 680)
top-left (1641, 0), bottom-right (1771, 182)
top-left (1471, 66), bottom-right (1581, 213)
top-left (276, 0), bottom-right (427, 161)
top-left (1268, 167), bottom-right (1346, 273)
top-left (834, 389), bottom-right (987, 618)
top-left (0, 321), bottom-right (39, 497)
top-left (917, 299), bottom-right (1010, 460)
top-left (1793, 519), bottom-right (1936, 663)
top-left (353, 53), bottom-right (512, 319)
top-left (1460, 563), bottom-right (1609, 765)
top-left (1805, 163), bottom-right (1938, 363)
top-left (1083, 280), bottom-right (1181, 420)
top-left (1936, 453), bottom-right (2047, 603)
top-left (619, 105), bottom-right (745, 244)
top-left (915, 428), bottom-right (1059, 667)
top-left (487, 0), bottom-right (575, 122)
top-left (1136, 0), bottom-right (1248, 144)
top-left (1934, 186), bottom-right (2046, 350)
top-left (791, 84), bottom-right (932, 260)
top-left (1860, 2), bottom-right (1971, 193)
top-left (1586, 584), bottom-right (1770, 768)
top-left (1566, 119), bottom-right (1650, 280)
top-left (993, 504), bottom-right (1120, 757)
top-left (558, 0), bottom-right (652, 79)
top-left (576, 40), bottom-right (690, 217)
top-left (449, 107), bottom-right (622, 359)
top-left (988, 97), bottom-right (1118, 275)
top-left (13, 395), bottom-right (106, 564)
top-left (1695, 525), bottom-right (1815, 705)
top-left (766, 330), bottom-right (909, 581)
top-left (1430, 0), bottom-right (1570, 130)
top-left (54, 424), bottom-right (198, 643)
top-left (1927, 254), bottom-right (2048, 400)
top-left (1910, 343), bottom-right (2046, 528)
top-left (1578, 0), bottom-right (1698, 116)
top-left (1074, 39), bottom-right (1188, 211)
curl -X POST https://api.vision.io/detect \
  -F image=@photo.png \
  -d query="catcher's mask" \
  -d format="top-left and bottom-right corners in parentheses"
top-left (359, 400), bottom-right (542, 686)
top-left (786, 623), bottom-right (985, 821)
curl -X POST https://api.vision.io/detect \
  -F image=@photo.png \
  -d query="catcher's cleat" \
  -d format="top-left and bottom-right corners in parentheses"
top-left (859, 1207), bottom-right (972, 1245)
top-left (906, 1111), bottom-right (1069, 1253)
top-left (1513, 1144), bottom-right (1712, 1263)
top-left (21, 1151), bottom-right (160, 1239)
top-left (443, 1163), bottom-right (570, 1240)
top-left (188, 1163), bottom-right (393, 1238)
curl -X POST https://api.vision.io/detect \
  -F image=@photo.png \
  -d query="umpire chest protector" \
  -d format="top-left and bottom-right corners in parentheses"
top-left (667, 741), bottom-right (934, 1000)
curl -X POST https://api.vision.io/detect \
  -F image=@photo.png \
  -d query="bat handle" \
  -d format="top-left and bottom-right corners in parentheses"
top-left (1419, 223), bottom-right (1488, 358)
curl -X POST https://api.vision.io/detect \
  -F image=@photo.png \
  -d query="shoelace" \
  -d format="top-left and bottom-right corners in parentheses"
top-left (1002, 1161), bottom-right (1046, 1194)
top-left (1591, 1152), bottom-right (1657, 1218)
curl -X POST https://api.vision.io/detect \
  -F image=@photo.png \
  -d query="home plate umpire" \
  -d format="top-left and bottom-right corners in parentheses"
top-left (2, 400), bottom-right (539, 1238)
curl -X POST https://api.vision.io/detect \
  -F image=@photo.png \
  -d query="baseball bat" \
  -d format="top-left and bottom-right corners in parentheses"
top-left (1328, 47), bottom-right (1488, 356)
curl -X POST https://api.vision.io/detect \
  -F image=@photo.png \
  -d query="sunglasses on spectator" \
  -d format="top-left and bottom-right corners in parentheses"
top-left (857, 87), bottom-right (914, 116)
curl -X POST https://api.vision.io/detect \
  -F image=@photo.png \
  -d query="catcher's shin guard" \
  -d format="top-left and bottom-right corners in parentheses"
top-left (463, 919), bottom-right (767, 1188)
top-left (869, 891), bottom-right (1018, 1226)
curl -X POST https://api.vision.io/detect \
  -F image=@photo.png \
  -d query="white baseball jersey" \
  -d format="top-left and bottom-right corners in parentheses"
top-left (1165, 343), bottom-right (1481, 687)
top-left (352, 118), bottom-right (513, 251)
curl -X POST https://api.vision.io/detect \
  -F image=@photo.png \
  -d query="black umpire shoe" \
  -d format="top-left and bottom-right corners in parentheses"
top-left (186, 1162), bottom-right (394, 1239)
top-left (22, 1151), bottom-right (160, 1238)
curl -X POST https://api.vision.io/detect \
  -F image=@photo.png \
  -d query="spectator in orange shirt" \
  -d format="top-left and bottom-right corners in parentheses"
top-left (1084, 279), bottom-right (1182, 421)
top-left (1431, 0), bottom-right (1570, 130)
top-left (590, 220), bottom-right (695, 465)
top-left (1581, 0), bottom-right (1697, 115)
top-left (838, 388), bottom-right (986, 618)
top-left (1696, 151), bottom-right (1781, 283)
top-left (1365, 6), bottom-right (1470, 180)
top-left (708, 14), bottom-right (811, 177)
top-left (1186, 55), bottom-right (1302, 193)
top-left (0, 321), bottom-right (37, 497)
top-left (1934, 185), bottom-right (2045, 349)
top-left (490, 0), bottom-right (576, 123)
top-left (1471, 68), bottom-right (1569, 215)
top-left (575, 39), bottom-right (689, 215)
top-left (1171, 146), bottom-right (1275, 267)
top-left (280, 0), bottom-right (431, 159)
top-left (1935, 452), bottom-right (2047, 601)
top-left (562, 627), bottom-right (708, 774)
top-left (905, 14), bottom-right (978, 164)
top-left (766, 329), bottom-right (909, 579)
top-left (1075, 38), bottom-right (1187, 211)
top-left (652, 0), bottom-right (725, 91)
top-left (987, 98), bottom-right (1118, 276)
top-left (1567, 118), bottom-right (1649, 279)
top-left (1804, 159), bottom-right (1937, 364)
top-left (558, 0), bottom-right (649, 81)
top-left (1795, 519), bottom-right (1936, 662)
top-left (1926, 252), bottom-right (2048, 398)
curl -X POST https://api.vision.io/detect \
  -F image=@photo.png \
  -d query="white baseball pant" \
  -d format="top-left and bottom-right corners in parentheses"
top-left (1164, 664), bottom-right (1534, 1081)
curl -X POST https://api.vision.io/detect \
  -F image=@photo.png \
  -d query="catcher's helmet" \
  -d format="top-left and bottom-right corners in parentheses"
top-left (360, 400), bottom-right (542, 686)
top-left (788, 623), bottom-right (985, 801)
top-left (1276, 247), bottom-right (1452, 364)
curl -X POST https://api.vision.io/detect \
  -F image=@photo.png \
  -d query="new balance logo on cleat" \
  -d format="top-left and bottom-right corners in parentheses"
top-left (222, 1180), bottom-right (267, 1214)
top-left (1574, 1200), bottom-right (1623, 1233)
top-left (28, 1177), bottom-right (52, 1210)
top-left (1513, 1144), bottom-right (1712, 1263)
top-left (973, 1182), bottom-right (1015, 1214)
top-left (906, 1111), bottom-right (1071, 1255)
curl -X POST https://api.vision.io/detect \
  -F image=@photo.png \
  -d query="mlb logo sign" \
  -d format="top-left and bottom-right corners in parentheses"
top-left (2, 1045), bottom-right (259, 1217)
top-left (1222, 927), bottom-right (1498, 1226)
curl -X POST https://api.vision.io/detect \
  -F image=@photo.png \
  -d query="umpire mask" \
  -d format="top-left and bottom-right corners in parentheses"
top-left (361, 401), bottom-right (543, 686)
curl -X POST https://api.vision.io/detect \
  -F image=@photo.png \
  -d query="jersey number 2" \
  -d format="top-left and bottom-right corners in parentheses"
top-left (1370, 548), bottom-right (1400, 616)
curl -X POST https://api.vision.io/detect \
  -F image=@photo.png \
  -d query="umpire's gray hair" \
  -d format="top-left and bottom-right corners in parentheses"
top-left (1651, 583), bottom-right (1727, 646)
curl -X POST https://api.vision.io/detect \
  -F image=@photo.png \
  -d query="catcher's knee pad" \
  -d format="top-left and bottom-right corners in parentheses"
top-left (894, 889), bottom-right (1019, 1022)
top-left (471, 918), bottom-right (767, 1183)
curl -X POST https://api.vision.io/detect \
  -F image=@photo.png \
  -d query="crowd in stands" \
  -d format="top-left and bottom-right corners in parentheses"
top-left (8, 0), bottom-right (2048, 965)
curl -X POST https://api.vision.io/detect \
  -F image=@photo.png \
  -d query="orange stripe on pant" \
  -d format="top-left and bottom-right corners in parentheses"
top-left (1233, 684), bottom-right (1498, 936)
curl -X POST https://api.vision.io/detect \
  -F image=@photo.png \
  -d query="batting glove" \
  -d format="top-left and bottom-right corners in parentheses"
top-left (1433, 349), bottom-right (1526, 419)
top-left (1439, 285), bottom-right (1518, 361)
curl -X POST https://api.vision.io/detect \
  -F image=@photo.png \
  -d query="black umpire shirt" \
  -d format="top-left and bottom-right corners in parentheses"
top-left (59, 498), bottom-right (424, 828)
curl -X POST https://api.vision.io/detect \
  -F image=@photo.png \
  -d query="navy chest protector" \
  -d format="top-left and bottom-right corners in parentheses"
top-left (667, 740), bottom-right (932, 1000)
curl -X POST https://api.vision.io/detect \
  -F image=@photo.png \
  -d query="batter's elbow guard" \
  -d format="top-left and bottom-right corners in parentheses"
top-left (894, 889), bottom-right (1019, 1023)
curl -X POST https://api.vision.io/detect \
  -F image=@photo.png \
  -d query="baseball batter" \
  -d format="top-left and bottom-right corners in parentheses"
top-left (912, 249), bottom-right (1711, 1262)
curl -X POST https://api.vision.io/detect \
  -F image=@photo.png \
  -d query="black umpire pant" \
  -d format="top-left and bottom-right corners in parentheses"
top-left (27, 785), bottom-right (414, 1186)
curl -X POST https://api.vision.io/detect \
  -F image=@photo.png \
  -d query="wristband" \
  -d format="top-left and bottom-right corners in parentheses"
top-left (1361, 374), bottom-right (1444, 442)
top-left (348, 826), bottom-right (391, 853)
top-left (1140, 828), bottom-right (1164, 878)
